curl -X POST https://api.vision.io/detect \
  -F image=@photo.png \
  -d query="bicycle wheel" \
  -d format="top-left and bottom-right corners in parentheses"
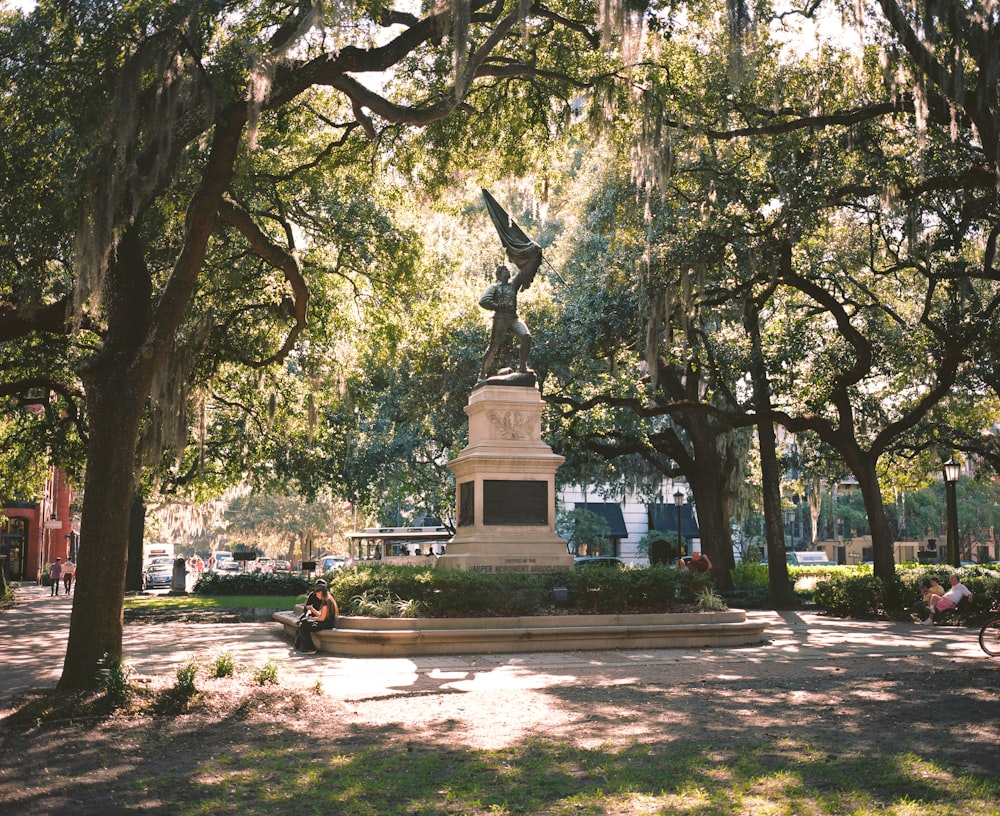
top-left (979, 617), bottom-right (1000, 657)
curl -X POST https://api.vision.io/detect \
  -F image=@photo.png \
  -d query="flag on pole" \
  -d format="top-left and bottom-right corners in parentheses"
top-left (482, 188), bottom-right (542, 288)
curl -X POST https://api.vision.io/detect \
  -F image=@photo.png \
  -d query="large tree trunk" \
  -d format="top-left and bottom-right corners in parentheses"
top-left (679, 409), bottom-right (738, 591)
top-left (744, 297), bottom-right (794, 607)
top-left (60, 382), bottom-right (146, 686)
top-left (852, 455), bottom-right (896, 582)
top-left (59, 230), bottom-right (154, 688)
top-left (685, 469), bottom-right (735, 591)
top-left (57, 113), bottom-right (243, 689)
top-left (650, 360), bottom-right (742, 591)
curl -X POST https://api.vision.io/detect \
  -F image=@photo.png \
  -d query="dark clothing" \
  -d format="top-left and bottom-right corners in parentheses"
top-left (479, 272), bottom-right (532, 378)
top-left (49, 562), bottom-right (62, 595)
top-left (480, 281), bottom-right (519, 314)
top-left (294, 596), bottom-right (337, 652)
top-left (688, 556), bottom-right (710, 574)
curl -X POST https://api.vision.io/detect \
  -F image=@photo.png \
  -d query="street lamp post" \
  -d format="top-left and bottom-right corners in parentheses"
top-left (673, 489), bottom-right (685, 561)
top-left (943, 457), bottom-right (960, 568)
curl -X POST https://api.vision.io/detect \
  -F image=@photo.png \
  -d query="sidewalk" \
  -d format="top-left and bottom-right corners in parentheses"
top-left (0, 581), bottom-right (991, 708)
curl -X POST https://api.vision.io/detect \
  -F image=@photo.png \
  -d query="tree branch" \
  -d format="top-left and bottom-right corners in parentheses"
top-left (216, 199), bottom-right (309, 367)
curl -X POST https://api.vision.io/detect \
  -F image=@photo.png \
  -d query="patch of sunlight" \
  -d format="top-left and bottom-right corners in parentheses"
top-left (745, 769), bottom-right (807, 800)
top-left (704, 765), bottom-right (737, 784)
top-left (890, 753), bottom-right (966, 789)
top-left (610, 791), bottom-right (678, 814)
top-left (600, 789), bottom-right (711, 815)
top-left (736, 795), bottom-right (794, 816)
top-left (882, 800), bottom-right (925, 816)
top-left (672, 782), bottom-right (712, 809)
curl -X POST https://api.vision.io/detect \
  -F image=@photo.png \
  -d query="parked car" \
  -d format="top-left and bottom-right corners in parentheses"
top-left (210, 550), bottom-right (233, 570)
top-left (319, 555), bottom-right (349, 573)
top-left (573, 556), bottom-right (625, 569)
top-left (253, 557), bottom-right (274, 574)
top-left (271, 559), bottom-right (292, 575)
top-left (217, 559), bottom-right (241, 573)
top-left (142, 560), bottom-right (173, 589)
top-left (786, 551), bottom-right (836, 567)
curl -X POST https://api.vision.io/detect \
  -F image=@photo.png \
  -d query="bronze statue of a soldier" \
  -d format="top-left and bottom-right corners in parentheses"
top-left (479, 264), bottom-right (531, 380)
top-left (478, 189), bottom-right (543, 384)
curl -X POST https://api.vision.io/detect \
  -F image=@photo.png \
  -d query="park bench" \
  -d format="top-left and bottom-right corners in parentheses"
top-left (933, 597), bottom-right (975, 626)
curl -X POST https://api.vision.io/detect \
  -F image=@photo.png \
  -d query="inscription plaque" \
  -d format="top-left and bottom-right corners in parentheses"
top-left (458, 481), bottom-right (475, 527)
top-left (483, 480), bottom-right (547, 526)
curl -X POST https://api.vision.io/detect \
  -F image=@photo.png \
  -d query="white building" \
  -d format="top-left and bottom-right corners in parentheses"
top-left (557, 483), bottom-right (700, 566)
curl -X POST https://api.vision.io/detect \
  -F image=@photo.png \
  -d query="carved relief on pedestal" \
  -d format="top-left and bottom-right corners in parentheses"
top-left (486, 409), bottom-right (532, 440)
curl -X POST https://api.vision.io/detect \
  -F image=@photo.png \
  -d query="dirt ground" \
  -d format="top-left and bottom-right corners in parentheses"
top-left (2, 655), bottom-right (998, 815)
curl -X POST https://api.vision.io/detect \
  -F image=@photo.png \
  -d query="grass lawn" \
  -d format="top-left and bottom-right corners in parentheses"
top-left (8, 667), bottom-right (998, 816)
top-left (124, 593), bottom-right (303, 611)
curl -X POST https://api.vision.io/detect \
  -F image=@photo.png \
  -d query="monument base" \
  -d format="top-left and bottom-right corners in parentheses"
top-left (443, 384), bottom-right (570, 573)
top-left (436, 553), bottom-right (573, 573)
top-left (437, 527), bottom-right (572, 573)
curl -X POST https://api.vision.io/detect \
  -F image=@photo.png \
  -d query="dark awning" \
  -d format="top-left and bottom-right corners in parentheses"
top-left (649, 503), bottom-right (700, 538)
top-left (574, 502), bottom-right (628, 538)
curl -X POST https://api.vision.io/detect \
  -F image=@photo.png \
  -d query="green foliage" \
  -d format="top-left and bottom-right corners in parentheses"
top-left (209, 652), bottom-right (235, 679)
top-left (695, 587), bottom-right (728, 611)
top-left (731, 562), bottom-right (769, 589)
top-left (555, 508), bottom-right (612, 555)
top-left (192, 572), bottom-right (310, 597)
top-left (0, 586), bottom-right (12, 608)
top-left (345, 590), bottom-right (428, 618)
top-left (327, 564), bottom-right (687, 617)
top-left (175, 660), bottom-right (198, 697)
top-left (348, 589), bottom-right (398, 618)
top-left (813, 572), bottom-right (907, 618)
top-left (636, 529), bottom-right (675, 560)
top-left (895, 566), bottom-right (1000, 617)
top-left (252, 660), bottom-right (279, 686)
top-left (97, 654), bottom-right (132, 705)
top-left (813, 565), bottom-right (1000, 619)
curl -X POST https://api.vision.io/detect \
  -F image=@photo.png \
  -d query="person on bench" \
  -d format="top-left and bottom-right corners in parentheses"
top-left (922, 574), bottom-right (973, 624)
top-left (295, 581), bottom-right (338, 654)
top-left (910, 578), bottom-right (944, 622)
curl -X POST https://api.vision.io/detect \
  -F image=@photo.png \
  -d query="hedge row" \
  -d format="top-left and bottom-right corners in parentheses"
top-left (191, 561), bottom-right (1000, 619)
top-left (192, 571), bottom-right (311, 596)
top-left (813, 565), bottom-right (1000, 618)
top-left (317, 563), bottom-right (696, 617)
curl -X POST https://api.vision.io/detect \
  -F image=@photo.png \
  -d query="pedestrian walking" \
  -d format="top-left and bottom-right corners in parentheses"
top-left (62, 559), bottom-right (76, 594)
top-left (48, 558), bottom-right (62, 596)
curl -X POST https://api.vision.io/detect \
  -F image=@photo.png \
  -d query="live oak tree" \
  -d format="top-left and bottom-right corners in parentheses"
top-left (0, 0), bottom-right (609, 689)
top-left (527, 1), bottom-right (1000, 590)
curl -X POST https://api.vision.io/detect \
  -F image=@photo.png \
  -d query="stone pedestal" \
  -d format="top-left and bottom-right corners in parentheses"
top-left (437, 384), bottom-right (572, 573)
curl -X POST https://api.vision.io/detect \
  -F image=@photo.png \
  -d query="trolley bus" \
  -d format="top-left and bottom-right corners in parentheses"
top-left (346, 525), bottom-right (452, 564)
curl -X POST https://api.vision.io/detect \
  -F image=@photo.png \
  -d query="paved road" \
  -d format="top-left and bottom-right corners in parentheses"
top-left (1, 582), bottom-right (994, 708)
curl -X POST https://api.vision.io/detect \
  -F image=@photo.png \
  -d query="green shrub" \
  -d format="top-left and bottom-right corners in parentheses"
top-left (209, 651), bottom-right (235, 678)
top-left (325, 563), bottom-right (686, 617)
top-left (175, 660), bottom-right (198, 697)
top-left (252, 660), bottom-right (279, 686)
top-left (193, 571), bottom-right (310, 596)
top-left (696, 587), bottom-right (728, 611)
top-left (813, 565), bottom-right (1000, 618)
top-left (813, 572), bottom-right (905, 617)
top-left (731, 562), bottom-right (769, 589)
top-left (721, 584), bottom-right (771, 609)
top-left (97, 654), bottom-right (132, 704)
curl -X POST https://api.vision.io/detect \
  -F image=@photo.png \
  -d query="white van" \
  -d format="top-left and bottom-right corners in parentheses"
top-left (211, 551), bottom-right (233, 570)
top-left (787, 551), bottom-right (836, 567)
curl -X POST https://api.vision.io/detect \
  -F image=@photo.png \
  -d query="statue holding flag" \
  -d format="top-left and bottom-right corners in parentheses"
top-left (478, 189), bottom-right (543, 384)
